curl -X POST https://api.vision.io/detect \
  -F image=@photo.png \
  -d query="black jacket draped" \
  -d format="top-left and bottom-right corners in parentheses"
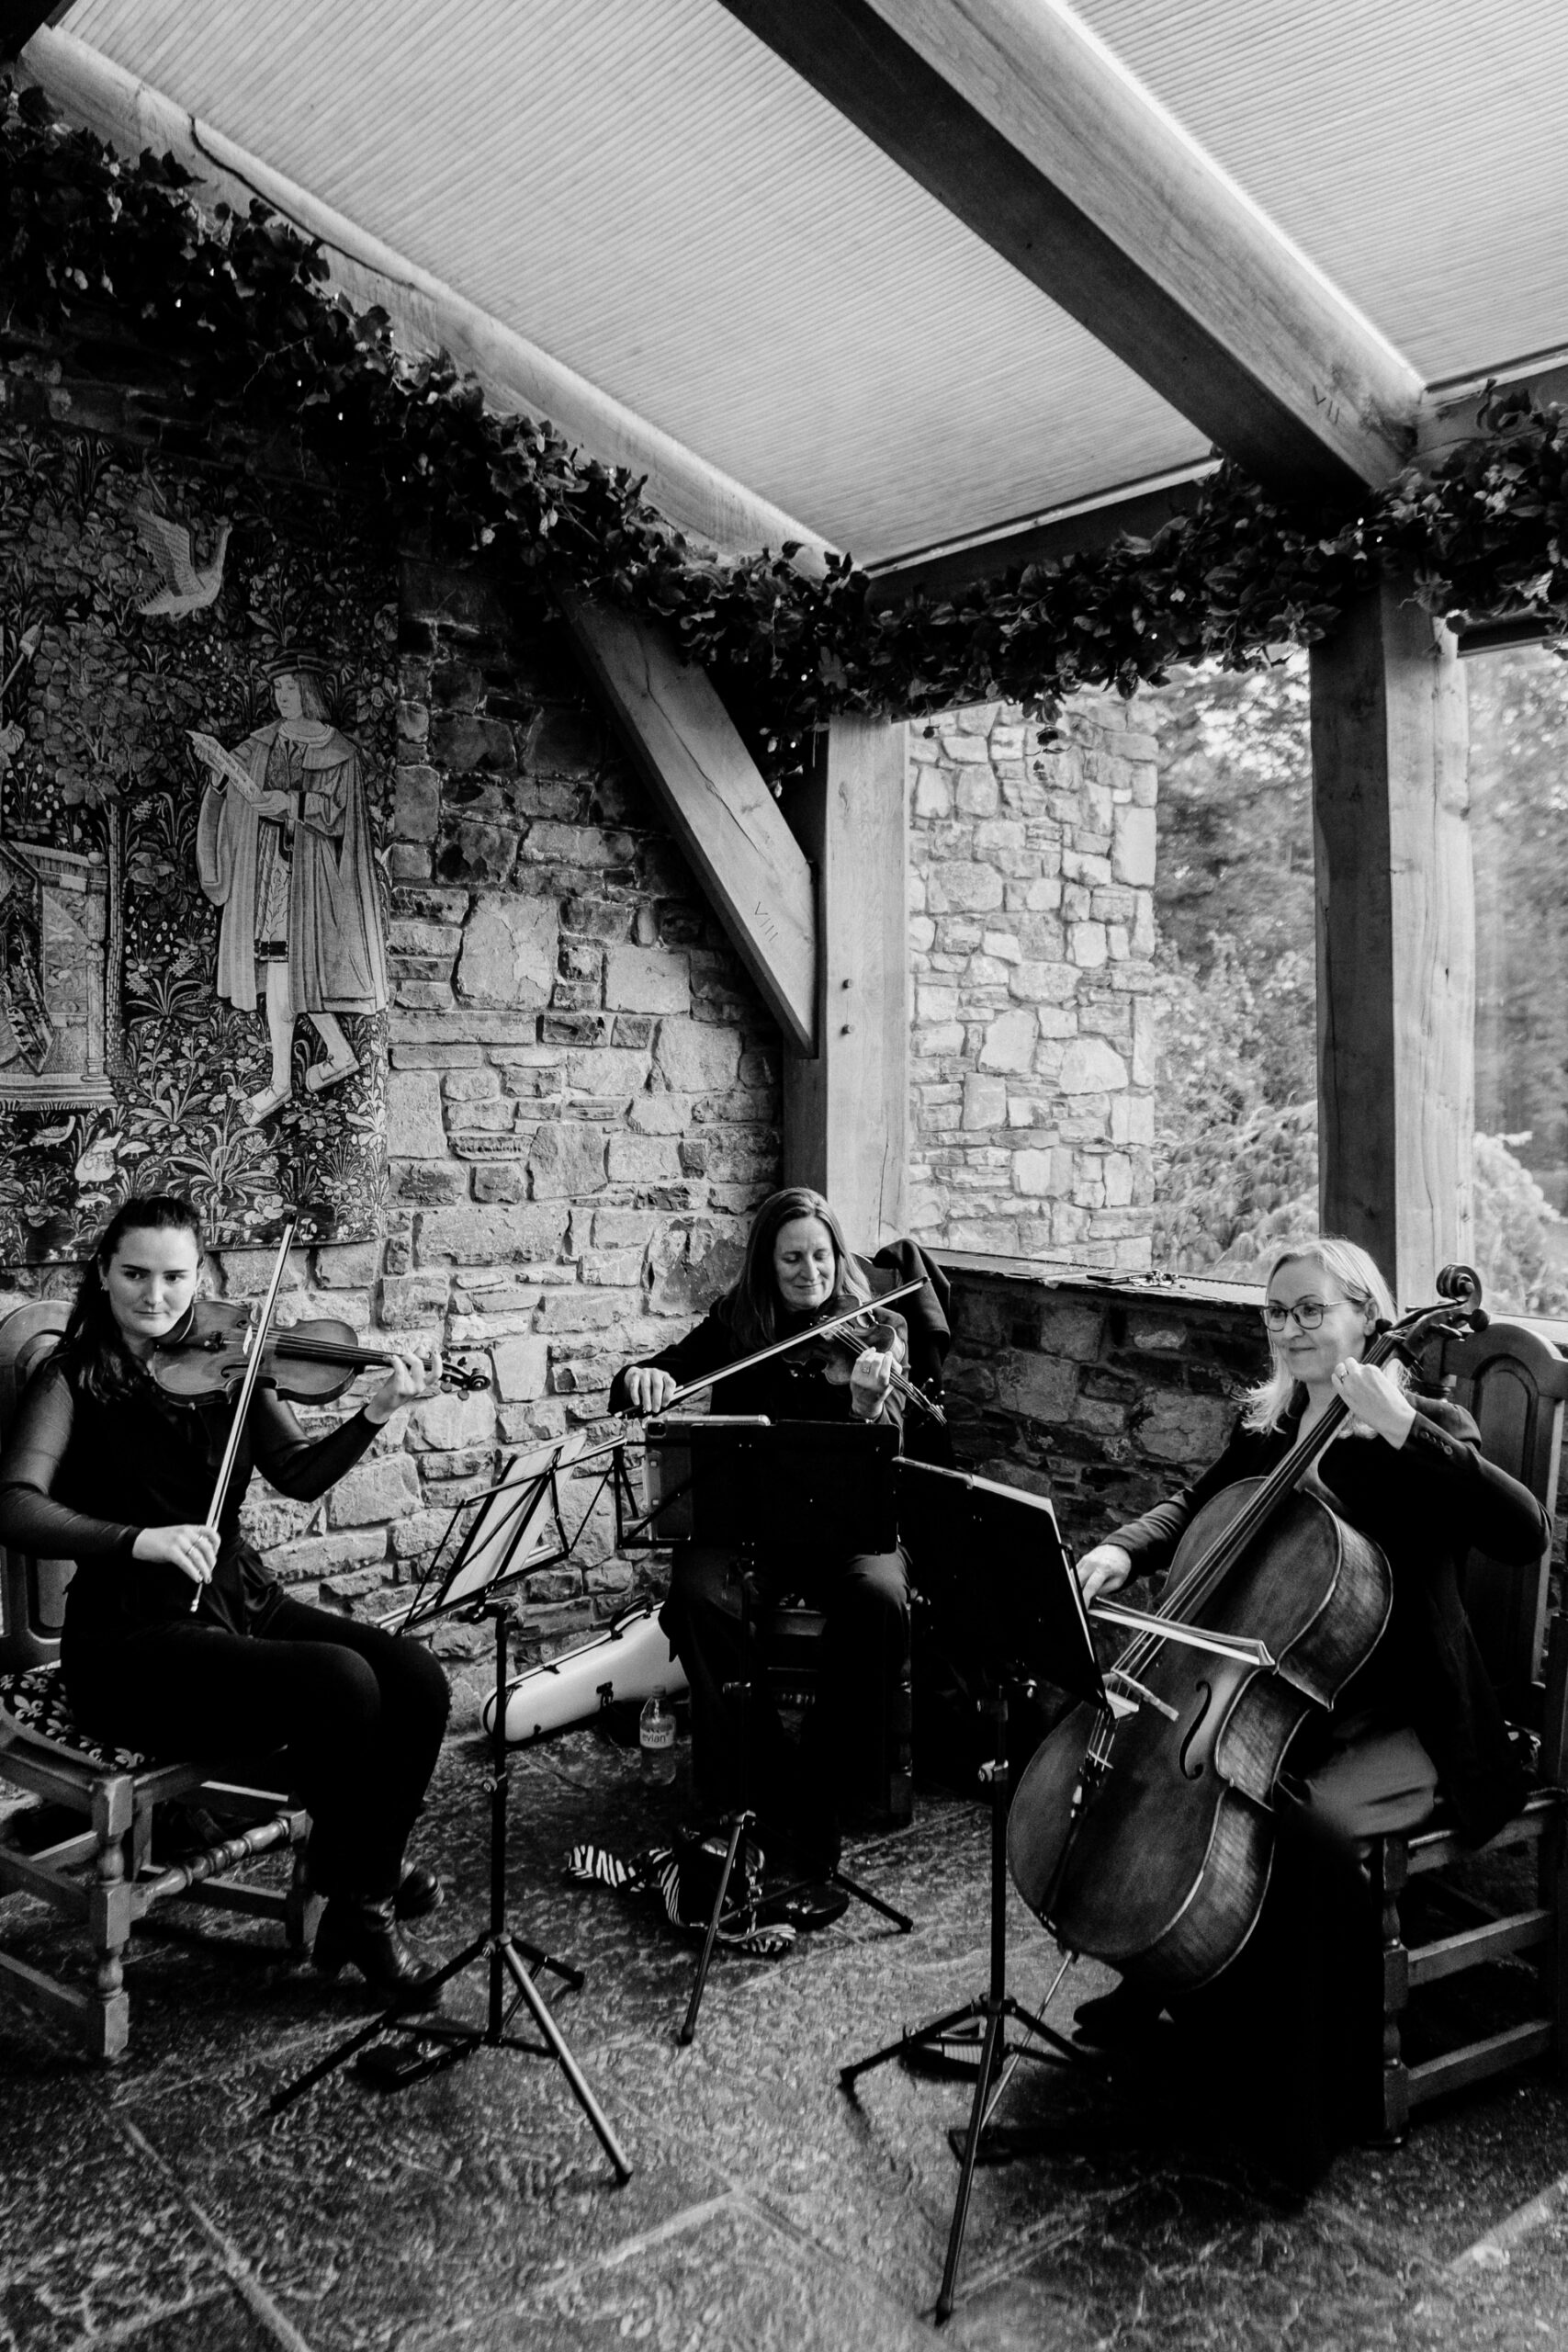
top-left (1107, 1393), bottom-right (1550, 1844)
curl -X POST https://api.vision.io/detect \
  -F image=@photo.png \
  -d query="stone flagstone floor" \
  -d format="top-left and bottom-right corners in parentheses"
top-left (2, 1728), bottom-right (1568, 2351)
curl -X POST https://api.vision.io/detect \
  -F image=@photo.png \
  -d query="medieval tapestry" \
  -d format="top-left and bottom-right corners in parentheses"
top-left (0, 428), bottom-right (396, 1258)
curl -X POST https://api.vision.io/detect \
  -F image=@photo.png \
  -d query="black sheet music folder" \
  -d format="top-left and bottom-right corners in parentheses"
top-left (895, 1460), bottom-right (1103, 1708)
top-left (644, 1417), bottom-right (900, 1555)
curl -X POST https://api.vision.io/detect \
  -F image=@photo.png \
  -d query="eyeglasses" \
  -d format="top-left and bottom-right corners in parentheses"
top-left (1259, 1300), bottom-right (1331, 1333)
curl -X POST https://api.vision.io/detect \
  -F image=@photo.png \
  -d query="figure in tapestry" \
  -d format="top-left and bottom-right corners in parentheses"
top-left (192, 655), bottom-right (389, 1125)
top-left (0, 430), bottom-right (395, 1260)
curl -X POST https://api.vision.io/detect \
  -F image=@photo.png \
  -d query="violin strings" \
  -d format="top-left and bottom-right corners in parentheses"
top-left (822, 1320), bottom-right (939, 1418)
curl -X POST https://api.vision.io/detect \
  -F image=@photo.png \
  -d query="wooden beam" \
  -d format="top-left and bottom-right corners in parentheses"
top-left (21, 27), bottom-right (834, 568)
top-left (720, 0), bottom-right (1421, 496)
top-left (1310, 582), bottom-right (1472, 1302)
top-left (781, 718), bottom-right (909, 1247)
top-left (565, 601), bottom-right (817, 1054)
top-left (866, 469), bottom-right (1213, 605)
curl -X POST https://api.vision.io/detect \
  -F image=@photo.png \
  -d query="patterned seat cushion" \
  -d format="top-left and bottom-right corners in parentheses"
top-left (0, 1664), bottom-right (146, 1772)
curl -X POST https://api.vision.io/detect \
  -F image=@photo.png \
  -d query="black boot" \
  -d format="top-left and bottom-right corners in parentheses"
top-left (312, 1894), bottom-right (444, 2007)
top-left (395, 1863), bottom-right (445, 1920)
top-left (1073, 1980), bottom-right (1167, 2049)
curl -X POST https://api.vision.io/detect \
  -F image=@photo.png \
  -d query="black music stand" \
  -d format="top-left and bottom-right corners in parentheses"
top-left (642, 1419), bottom-right (917, 2046)
top-left (269, 1438), bottom-right (633, 2184)
top-left (839, 1460), bottom-right (1106, 2324)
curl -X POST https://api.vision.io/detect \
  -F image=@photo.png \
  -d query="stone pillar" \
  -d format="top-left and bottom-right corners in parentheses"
top-left (906, 695), bottom-right (1160, 1267)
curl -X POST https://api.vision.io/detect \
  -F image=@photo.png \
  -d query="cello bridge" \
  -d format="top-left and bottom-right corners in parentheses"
top-left (1105, 1668), bottom-right (1179, 1724)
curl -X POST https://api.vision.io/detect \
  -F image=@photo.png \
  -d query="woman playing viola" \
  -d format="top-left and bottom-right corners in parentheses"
top-left (0, 1195), bottom-right (450, 2005)
top-left (1070, 1235), bottom-right (1548, 2177)
top-left (612, 1185), bottom-right (931, 1883)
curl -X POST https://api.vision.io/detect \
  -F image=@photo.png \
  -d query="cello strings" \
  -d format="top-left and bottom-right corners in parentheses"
top-left (1106, 1323), bottom-right (1412, 1686)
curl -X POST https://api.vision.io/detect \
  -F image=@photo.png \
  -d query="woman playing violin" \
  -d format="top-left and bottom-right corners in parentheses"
top-left (611, 1185), bottom-right (925, 1883)
top-left (1070, 1235), bottom-right (1548, 2177)
top-left (0, 1195), bottom-right (450, 2005)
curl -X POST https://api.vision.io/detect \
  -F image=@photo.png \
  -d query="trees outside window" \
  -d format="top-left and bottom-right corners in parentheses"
top-left (1145, 648), bottom-right (1568, 1315)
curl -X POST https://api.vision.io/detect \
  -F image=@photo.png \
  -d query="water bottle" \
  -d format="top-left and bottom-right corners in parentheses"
top-left (639, 1693), bottom-right (677, 1785)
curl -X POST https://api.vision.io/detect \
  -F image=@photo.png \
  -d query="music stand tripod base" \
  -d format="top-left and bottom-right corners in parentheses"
top-left (838, 1691), bottom-right (1084, 2324)
top-left (675, 1555), bottom-right (917, 2047)
top-left (269, 1603), bottom-right (632, 2187)
top-left (649, 1424), bottom-right (918, 2047)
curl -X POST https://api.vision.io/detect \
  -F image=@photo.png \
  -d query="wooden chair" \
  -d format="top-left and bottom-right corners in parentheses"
top-left (1373, 1315), bottom-right (1568, 2137)
top-left (0, 1299), bottom-right (316, 2061)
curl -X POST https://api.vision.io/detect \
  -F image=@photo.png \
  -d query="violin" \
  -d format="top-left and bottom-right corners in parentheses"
top-left (787, 1299), bottom-right (947, 1427)
top-left (150, 1296), bottom-right (489, 1403)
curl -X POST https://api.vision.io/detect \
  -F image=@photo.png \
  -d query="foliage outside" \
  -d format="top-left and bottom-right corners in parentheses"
top-left (1143, 656), bottom-right (1568, 1315)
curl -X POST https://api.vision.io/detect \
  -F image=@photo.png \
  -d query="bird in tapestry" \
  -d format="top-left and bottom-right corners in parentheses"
top-left (133, 506), bottom-right (232, 617)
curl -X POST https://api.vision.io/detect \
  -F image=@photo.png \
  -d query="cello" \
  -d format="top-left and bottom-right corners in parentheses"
top-left (1006, 1267), bottom-right (1487, 1992)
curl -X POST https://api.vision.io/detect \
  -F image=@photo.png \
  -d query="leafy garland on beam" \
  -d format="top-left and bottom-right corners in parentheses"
top-left (4, 78), bottom-right (1567, 776)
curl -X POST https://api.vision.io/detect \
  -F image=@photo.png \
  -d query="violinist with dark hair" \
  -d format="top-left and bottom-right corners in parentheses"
top-left (0, 1194), bottom-right (451, 2005)
top-left (612, 1186), bottom-right (944, 1887)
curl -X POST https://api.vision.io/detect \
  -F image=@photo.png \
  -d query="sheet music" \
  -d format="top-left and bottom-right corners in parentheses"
top-left (438, 1430), bottom-right (588, 1606)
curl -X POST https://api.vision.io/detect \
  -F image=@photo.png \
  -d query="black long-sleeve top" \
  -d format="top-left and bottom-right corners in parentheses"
top-left (0, 1361), bottom-right (378, 1649)
top-left (608, 1295), bottom-right (908, 1429)
top-left (608, 1243), bottom-right (950, 1430)
top-left (1107, 1393), bottom-right (1550, 1843)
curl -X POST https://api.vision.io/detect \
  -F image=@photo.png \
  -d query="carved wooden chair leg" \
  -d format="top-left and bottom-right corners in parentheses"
top-left (284, 1833), bottom-right (321, 1951)
top-left (1373, 1831), bottom-right (1411, 2142)
top-left (1542, 1802), bottom-right (1568, 2083)
top-left (87, 1772), bottom-right (136, 2064)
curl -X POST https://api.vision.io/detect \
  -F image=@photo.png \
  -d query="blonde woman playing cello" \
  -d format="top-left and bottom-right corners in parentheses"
top-left (1070, 1236), bottom-right (1546, 2180)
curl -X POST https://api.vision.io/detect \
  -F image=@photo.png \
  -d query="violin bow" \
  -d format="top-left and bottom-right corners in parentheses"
top-left (433, 1276), bottom-right (933, 1520)
top-left (660, 1277), bottom-right (930, 1415)
top-left (189, 1216), bottom-right (298, 1612)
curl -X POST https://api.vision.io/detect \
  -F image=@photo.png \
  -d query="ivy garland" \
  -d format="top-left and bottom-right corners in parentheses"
top-left (4, 78), bottom-right (1567, 774)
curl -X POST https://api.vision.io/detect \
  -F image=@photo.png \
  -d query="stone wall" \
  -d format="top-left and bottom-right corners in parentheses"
top-left (906, 695), bottom-right (1161, 1270)
top-left (938, 1254), bottom-right (1269, 1557)
top-left (937, 1254), bottom-right (1568, 1583)
top-left (0, 542), bottom-right (784, 1721)
top-left (367, 563), bottom-right (783, 1707)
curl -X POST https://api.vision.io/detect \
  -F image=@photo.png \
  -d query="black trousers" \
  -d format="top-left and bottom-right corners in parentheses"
top-left (64, 1596), bottom-right (450, 1900)
top-left (662, 1542), bottom-right (909, 1858)
top-left (1161, 1721), bottom-right (1439, 2185)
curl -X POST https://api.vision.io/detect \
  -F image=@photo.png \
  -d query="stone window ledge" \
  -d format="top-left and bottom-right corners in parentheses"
top-left (933, 1249), bottom-right (1568, 1348)
top-left (932, 1250), bottom-right (1267, 1311)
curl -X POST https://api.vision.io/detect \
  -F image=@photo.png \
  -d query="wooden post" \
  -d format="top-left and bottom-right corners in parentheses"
top-left (782, 717), bottom-right (908, 1249)
top-left (1310, 582), bottom-right (1472, 1303)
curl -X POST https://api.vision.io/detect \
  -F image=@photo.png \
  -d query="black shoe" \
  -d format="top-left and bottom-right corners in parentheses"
top-left (758, 1881), bottom-right (850, 1934)
top-left (1072, 1983), bottom-right (1167, 2049)
top-left (312, 1895), bottom-right (444, 2008)
top-left (395, 1864), bottom-right (445, 1920)
top-left (759, 1819), bottom-right (841, 1883)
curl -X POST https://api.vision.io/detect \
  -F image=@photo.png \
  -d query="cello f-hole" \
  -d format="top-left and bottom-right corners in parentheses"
top-left (1178, 1682), bottom-right (1213, 1781)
